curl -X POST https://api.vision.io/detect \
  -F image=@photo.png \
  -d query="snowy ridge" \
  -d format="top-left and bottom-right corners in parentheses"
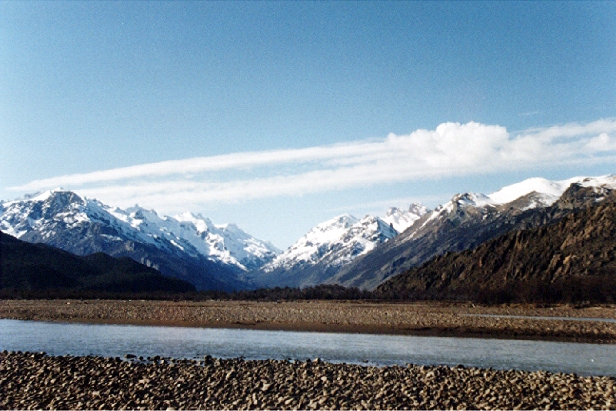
top-left (0, 189), bottom-right (279, 271)
top-left (262, 203), bottom-right (428, 274)
top-left (330, 174), bottom-right (616, 291)
top-left (0, 189), bottom-right (146, 244)
top-left (262, 214), bottom-right (361, 272)
top-left (484, 177), bottom-right (584, 207)
top-left (382, 203), bottom-right (429, 232)
top-left (419, 175), bottom-right (616, 232)
top-left (173, 212), bottom-right (281, 271)
top-left (3, 174), bottom-right (615, 290)
top-left (459, 175), bottom-right (616, 209)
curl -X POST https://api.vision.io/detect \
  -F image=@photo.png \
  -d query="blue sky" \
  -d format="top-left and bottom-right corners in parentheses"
top-left (1, 1), bottom-right (615, 248)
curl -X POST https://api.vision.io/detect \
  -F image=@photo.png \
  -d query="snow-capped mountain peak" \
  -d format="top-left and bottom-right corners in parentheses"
top-left (265, 214), bottom-right (359, 268)
top-left (258, 199), bottom-right (431, 282)
top-left (0, 189), bottom-right (113, 238)
top-left (382, 203), bottom-right (429, 232)
top-left (457, 175), bottom-right (616, 210)
top-left (174, 211), bottom-right (216, 231)
top-left (172, 212), bottom-right (281, 271)
top-left (419, 175), bottom-right (616, 234)
top-left (0, 190), bottom-right (279, 272)
top-left (485, 177), bottom-right (584, 207)
top-left (261, 212), bottom-right (400, 274)
top-left (330, 174), bottom-right (616, 291)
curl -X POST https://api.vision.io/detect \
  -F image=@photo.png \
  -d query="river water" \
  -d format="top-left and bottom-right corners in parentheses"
top-left (1, 319), bottom-right (615, 377)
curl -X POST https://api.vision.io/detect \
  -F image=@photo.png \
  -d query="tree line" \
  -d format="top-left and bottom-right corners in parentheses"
top-left (2, 277), bottom-right (615, 305)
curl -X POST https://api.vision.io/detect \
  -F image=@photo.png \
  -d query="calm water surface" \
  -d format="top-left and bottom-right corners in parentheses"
top-left (1, 319), bottom-right (615, 377)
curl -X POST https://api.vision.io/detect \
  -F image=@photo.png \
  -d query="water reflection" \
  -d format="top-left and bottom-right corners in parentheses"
top-left (1, 319), bottom-right (615, 377)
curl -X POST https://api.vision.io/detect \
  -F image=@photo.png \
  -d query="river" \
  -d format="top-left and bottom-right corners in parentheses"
top-left (1, 319), bottom-right (615, 376)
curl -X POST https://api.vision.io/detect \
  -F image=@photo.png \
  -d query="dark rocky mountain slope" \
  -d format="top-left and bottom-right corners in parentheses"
top-left (376, 199), bottom-right (616, 303)
top-left (334, 179), bottom-right (616, 290)
top-left (0, 231), bottom-right (195, 293)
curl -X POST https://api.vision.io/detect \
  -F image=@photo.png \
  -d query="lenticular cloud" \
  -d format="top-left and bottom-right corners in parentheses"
top-left (9, 119), bottom-right (616, 210)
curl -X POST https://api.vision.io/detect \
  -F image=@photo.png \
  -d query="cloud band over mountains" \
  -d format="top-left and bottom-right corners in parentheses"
top-left (9, 119), bottom-right (616, 211)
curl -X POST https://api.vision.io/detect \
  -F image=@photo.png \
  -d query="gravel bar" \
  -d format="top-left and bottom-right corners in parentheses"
top-left (1, 350), bottom-right (615, 410)
top-left (1, 300), bottom-right (615, 343)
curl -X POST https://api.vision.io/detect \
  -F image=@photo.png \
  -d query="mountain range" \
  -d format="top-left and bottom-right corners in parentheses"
top-left (327, 175), bottom-right (616, 290)
top-left (2, 174), bottom-right (615, 293)
top-left (0, 189), bottom-right (426, 291)
top-left (376, 191), bottom-right (616, 303)
top-left (0, 190), bottom-right (275, 291)
top-left (251, 205), bottom-right (427, 288)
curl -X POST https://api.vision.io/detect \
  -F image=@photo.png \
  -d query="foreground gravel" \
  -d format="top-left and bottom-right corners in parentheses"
top-left (1, 351), bottom-right (614, 410)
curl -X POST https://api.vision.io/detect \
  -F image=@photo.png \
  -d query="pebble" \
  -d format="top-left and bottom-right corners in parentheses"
top-left (1, 351), bottom-right (615, 410)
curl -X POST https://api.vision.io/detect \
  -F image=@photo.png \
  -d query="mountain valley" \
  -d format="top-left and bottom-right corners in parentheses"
top-left (2, 174), bottom-right (616, 297)
top-left (251, 205), bottom-right (428, 288)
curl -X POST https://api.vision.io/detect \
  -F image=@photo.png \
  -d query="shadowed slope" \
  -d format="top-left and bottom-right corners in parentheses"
top-left (376, 199), bottom-right (616, 303)
top-left (0, 231), bottom-right (195, 293)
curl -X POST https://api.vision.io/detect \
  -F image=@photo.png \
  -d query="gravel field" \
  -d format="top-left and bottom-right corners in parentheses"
top-left (1, 299), bottom-right (615, 343)
top-left (2, 300), bottom-right (616, 410)
top-left (1, 350), bottom-right (615, 410)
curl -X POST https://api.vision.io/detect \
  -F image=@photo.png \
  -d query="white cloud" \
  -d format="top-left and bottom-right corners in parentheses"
top-left (9, 119), bottom-right (616, 212)
top-left (585, 133), bottom-right (616, 152)
top-left (11, 140), bottom-right (383, 192)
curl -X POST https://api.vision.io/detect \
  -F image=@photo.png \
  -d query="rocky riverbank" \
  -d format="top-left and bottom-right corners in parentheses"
top-left (1, 350), bottom-right (614, 410)
top-left (1, 299), bottom-right (615, 343)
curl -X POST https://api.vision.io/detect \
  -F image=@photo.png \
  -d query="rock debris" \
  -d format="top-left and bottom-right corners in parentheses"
top-left (1, 351), bottom-right (614, 410)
